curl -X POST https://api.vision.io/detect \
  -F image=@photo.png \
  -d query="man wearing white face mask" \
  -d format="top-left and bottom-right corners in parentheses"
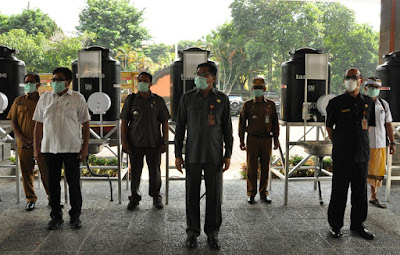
top-left (326, 68), bottom-right (376, 240)
top-left (238, 76), bottom-right (279, 204)
top-left (33, 67), bottom-right (90, 230)
top-left (120, 72), bottom-right (170, 210)
top-left (175, 62), bottom-right (233, 250)
top-left (363, 77), bottom-right (396, 209)
top-left (7, 73), bottom-right (49, 211)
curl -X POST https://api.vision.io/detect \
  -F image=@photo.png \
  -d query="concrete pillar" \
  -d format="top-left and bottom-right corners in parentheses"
top-left (379, 0), bottom-right (400, 64)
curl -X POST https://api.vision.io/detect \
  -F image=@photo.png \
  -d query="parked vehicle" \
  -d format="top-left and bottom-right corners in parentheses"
top-left (228, 94), bottom-right (244, 116)
top-left (264, 91), bottom-right (281, 118)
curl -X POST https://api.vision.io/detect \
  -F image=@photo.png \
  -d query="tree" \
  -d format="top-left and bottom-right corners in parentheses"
top-left (5, 9), bottom-right (60, 37)
top-left (77, 0), bottom-right (150, 49)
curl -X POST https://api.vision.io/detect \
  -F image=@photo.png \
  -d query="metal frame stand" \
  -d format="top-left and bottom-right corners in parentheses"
top-left (269, 121), bottom-right (332, 205)
top-left (385, 123), bottom-right (400, 201)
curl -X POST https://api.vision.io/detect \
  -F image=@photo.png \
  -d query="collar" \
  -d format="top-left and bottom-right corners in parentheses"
top-left (137, 91), bottom-right (154, 99)
top-left (252, 96), bottom-right (266, 103)
top-left (51, 88), bottom-right (72, 97)
top-left (194, 87), bottom-right (217, 95)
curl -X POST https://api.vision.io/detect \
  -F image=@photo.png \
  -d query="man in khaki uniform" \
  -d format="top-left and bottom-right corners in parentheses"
top-left (239, 76), bottom-right (279, 204)
top-left (7, 73), bottom-right (49, 211)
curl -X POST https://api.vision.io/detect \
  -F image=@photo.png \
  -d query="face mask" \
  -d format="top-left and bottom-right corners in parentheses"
top-left (24, 82), bottom-right (37, 93)
top-left (137, 82), bottom-right (150, 93)
top-left (253, 89), bottom-right (264, 97)
top-left (367, 87), bottom-right (380, 97)
top-left (51, 81), bottom-right (66, 93)
top-left (194, 76), bottom-right (209, 90)
top-left (344, 79), bottom-right (358, 92)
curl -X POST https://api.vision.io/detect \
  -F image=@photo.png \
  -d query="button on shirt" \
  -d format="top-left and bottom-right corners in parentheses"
top-left (7, 92), bottom-right (40, 149)
top-left (369, 98), bottom-right (392, 149)
top-left (120, 92), bottom-right (170, 148)
top-left (33, 89), bottom-right (91, 153)
top-left (238, 98), bottom-right (279, 142)
top-left (175, 88), bottom-right (233, 164)
top-left (326, 93), bottom-right (375, 162)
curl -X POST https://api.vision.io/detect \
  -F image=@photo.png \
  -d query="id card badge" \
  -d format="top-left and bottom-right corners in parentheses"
top-left (265, 114), bottom-right (270, 124)
top-left (361, 116), bottom-right (368, 130)
top-left (208, 114), bottom-right (216, 125)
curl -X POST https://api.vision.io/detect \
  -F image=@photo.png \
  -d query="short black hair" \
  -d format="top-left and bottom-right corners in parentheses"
top-left (53, 67), bottom-right (72, 81)
top-left (197, 62), bottom-right (217, 76)
top-left (24, 73), bottom-right (40, 83)
top-left (138, 72), bottom-right (153, 83)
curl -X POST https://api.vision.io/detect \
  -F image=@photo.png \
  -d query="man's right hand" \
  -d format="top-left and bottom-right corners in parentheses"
top-left (33, 148), bottom-right (41, 162)
top-left (240, 142), bottom-right (246, 151)
top-left (21, 137), bottom-right (33, 148)
top-left (122, 143), bottom-right (132, 154)
top-left (175, 157), bottom-right (184, 174)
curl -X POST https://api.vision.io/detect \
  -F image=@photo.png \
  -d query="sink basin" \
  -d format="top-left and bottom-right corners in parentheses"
top-left (297, 141), bottom-right (332, 157)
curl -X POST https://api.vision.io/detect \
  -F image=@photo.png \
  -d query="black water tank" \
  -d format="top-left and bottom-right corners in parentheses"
top-left (72, 46), bottom-right (121, 121)
top-left (170, 47), bottom-right (217, 121)
top-left (376, 51), bottom-right (400, 122)
top-left (0, 46), bottom-right (25, 120)
top-left (281, 47), bottom-right (330, 122)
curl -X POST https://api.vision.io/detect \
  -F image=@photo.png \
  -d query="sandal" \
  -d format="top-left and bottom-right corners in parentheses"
top-left (369, 199), bottom-right (387, 209)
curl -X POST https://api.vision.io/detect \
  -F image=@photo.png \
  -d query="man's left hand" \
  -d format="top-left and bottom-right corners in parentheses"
top-left (390, 144), bottom-right (396, 154)
top-left (273, 138), bottom-right (279, 150)
top-left (78, 148), bottom-right (88, 162)
top-left (160, 144), bottom-right (167, 153)
top-left (223, 157), bottom-right (231, 171)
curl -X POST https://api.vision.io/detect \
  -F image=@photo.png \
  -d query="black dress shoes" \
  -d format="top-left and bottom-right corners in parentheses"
top-left (351, 227), bottom-right (375, 240)
top-left (26, 201), bottom-right (35, 211)
top-left (153, 198), bottom-right (164, 210)
top-left (248, 196), bottom-right (255, 204)
top-left (185, 236), bottom-right (197, 249)
top-left (47, 218), bottom-right (64, 230)
top-left (329, 228), bottom-right (341, 238)
top-left (260, 195), bottom-right (272, 203)
top-left (70, 218), bottom-right (82, 229)
top-left (127, 200), bottom-right (139, 210)
top-left (207, 235), bottom-right (220, 250)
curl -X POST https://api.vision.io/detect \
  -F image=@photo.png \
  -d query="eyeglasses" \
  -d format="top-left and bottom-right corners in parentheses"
top-left (195, 72), bottom-right (212, 78)
top-left (344, 75), bottom-right (360, 80)
top-left (51, 78), bottom-right (66, 82)
top-left (253, 86), bottom-right (264, 90)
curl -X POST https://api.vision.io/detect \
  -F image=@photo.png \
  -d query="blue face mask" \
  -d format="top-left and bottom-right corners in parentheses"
top-left (253, 89), bottom-right (264, 97)
top-left (367, 87), bottom-right (380, 97)
top-left (51, 81), bottom-right (66, 93)
top-left (137, 82), bottom-right (150, 93)
top-left (194, 76), bottom-right (209, 90)
top-left (24, 82), bottom-right (37, 93)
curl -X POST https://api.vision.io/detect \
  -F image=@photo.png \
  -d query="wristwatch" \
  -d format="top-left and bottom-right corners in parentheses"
top-left (390, 142), bottom-right (396, 146)
top-left (162, 140), bottom-right (168, 145)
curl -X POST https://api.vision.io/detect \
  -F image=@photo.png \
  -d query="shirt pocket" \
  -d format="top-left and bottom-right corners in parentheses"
top-left (65, 106), bottom-right (79, 123)
top-left (43, 103), bottom-right (57, 120)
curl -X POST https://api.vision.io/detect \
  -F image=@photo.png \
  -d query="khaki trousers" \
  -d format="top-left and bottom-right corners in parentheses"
top-left (18, 147), bottom-right (49, 202)
top-left (246, 136), bottom-right (272, 197)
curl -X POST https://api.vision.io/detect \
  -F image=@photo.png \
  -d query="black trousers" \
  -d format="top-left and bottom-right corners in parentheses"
top-left (328, 161), bottom-right (368, 230)
top-left (44, 153), bottom-right (82, 220)
top-left (129, 146), bottom-right (161, 202)
top-left (185, 163), bottom-right (222, 237)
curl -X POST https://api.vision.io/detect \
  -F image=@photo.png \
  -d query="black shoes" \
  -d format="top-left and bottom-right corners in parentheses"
top-left (185, 236), bottom-right (197, 249)
top-left (70, 218), bottom-right (82, 229)
top-left (260, 195), bottom-right (272, 203)
top-left (351, 227), bottom-right (375, 240)
top-left (47, 218), bottom-right (64, 230)
top-left (153, 198), bottom-right (163, 210)
top-left (329, 228), bottom-right (341, 238)
top-left (207, 235), bottom-right (220, 250)
top-left (248, 196), bottom-right (255, 204)
top-left (26, 201), bottom-right (35, 211)
top-left (127, 200), bottom-right (139, 210)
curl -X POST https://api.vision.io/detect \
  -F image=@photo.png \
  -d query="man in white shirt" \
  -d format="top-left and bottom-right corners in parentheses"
top-left (33, 67), bottom-right (90, 230)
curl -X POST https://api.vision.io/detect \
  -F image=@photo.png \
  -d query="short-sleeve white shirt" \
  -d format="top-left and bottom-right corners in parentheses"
top-left (33, 89), bottom-right (91, 153)
top-left (368, 98), bottom-right (392, 149)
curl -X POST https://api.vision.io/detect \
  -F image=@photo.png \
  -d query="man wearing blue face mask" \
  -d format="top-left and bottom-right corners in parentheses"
top-left (238, 76), bottom-right (279, 204)
top-left (120, 71), bottom-right (170, 210)
top-left (33, 67), bottom-right (90, 230)
top-left (326, 68), bottom-right (376, 240)
top-left (175, 62), bottom-right (233, 250)
top-left (7, 73), bottom-right (49, 211)
top-left (363, 77), bottom-right (396, 209)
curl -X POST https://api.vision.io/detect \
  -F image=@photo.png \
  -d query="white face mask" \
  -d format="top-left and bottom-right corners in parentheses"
top-left (344, 79), bottom-right (358, 92)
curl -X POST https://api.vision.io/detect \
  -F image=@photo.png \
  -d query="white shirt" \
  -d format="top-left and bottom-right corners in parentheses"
top-left (368, 98), bottom-right (392, 148)
top-left (33, 89), bottom-right (91, 153)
